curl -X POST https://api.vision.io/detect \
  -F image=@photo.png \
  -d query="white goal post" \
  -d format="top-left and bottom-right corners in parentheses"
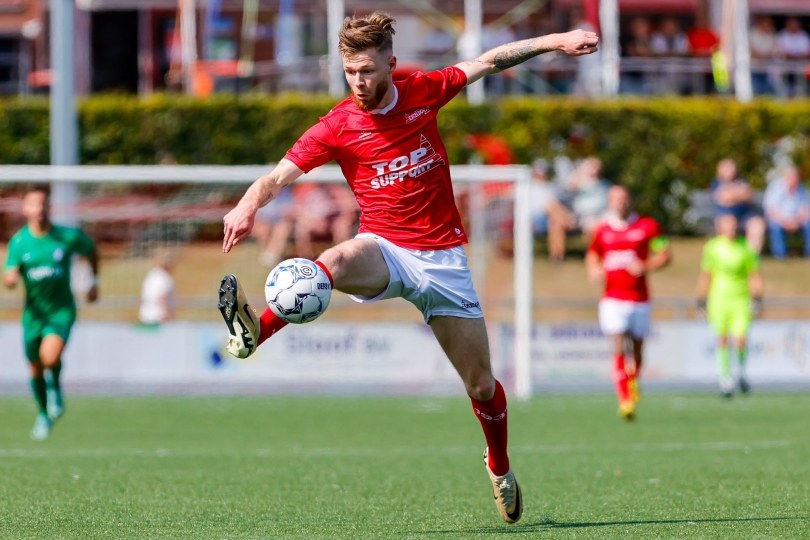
top-left (0, 164), bottom-right (535, 399)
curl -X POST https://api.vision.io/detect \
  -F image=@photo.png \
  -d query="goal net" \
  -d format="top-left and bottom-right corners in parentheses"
top-left (0, 164), bottom-right (534, 398)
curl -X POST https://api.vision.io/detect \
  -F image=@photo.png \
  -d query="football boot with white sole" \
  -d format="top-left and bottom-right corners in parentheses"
top-left (218, 274), bottom-right (260, 359)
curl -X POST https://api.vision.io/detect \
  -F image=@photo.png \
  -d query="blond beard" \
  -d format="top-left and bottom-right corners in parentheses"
top-left (353, 80), bottom-right (390, 111)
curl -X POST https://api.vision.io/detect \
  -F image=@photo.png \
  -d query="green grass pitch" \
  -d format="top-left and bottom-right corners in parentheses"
top-left (1, 392), bottom-right (809, 539)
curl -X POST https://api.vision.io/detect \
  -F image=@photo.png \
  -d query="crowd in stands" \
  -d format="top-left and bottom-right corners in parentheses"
top-left (618, 13), bottom-right (810, 96)
top-left (420, 12), bottom-right (810, 98)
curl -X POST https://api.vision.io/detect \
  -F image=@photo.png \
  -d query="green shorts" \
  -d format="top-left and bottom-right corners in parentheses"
top-left (707, 298), bottom-right (752, 338)
top-left (21, 308), bottom-right (76, 362)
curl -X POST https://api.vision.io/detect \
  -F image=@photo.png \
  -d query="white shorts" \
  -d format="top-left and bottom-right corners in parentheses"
top-left (598, 298), bottom-right (651, 338)
top-left (349, 233), bottom-right (483, 323)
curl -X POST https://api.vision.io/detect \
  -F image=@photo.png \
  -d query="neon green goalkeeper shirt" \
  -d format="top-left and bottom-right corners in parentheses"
top-left (4, 224), bottom-right (96, 317)
top-left (700, 235), bottom-right (759, 305)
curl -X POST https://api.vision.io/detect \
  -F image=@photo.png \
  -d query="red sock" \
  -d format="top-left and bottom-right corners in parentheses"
top-left (314, 260), bottom-right (334, 286)
top-left (471, 379), bottom-right (510, 476)
top-left (258, 308), bottom-right (288, 345)
top-left (614, 353), bottom-right (630, 403)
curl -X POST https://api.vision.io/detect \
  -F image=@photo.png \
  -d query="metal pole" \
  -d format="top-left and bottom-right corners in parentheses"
top-left (327, 0), bottom-right (345, 97)
top-left (513, 166), bottom-right (533, 400)
top-left (49, 0), bottom-right (78, 224)
top-left (733, 0), bottom-right (752, 102)
top-left (463, 0), bottom-right (484, 105)
top-left (599, 0), bottom-right (620, 97)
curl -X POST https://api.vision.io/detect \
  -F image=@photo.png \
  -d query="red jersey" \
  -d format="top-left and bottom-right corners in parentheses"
top-left (589, 215), bottom-right (663, 302)
top-left (285, 66), bottom-right (469, 250)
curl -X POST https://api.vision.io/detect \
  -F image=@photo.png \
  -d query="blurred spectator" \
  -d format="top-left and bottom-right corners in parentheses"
top-left (139, 248), bottom-right (176, 325)
top-left (622, 16), bottom-right (654, 94)
top-left (763, 166), bottom-right (810, 259)
top-left (749, 15), bottom-right (779, 95)
top-left (687, 11), bottom-right (720, 57)
top-left (711, 158), bottom-right (765, 254)
top-left (776, 17), bottom-right (810, 59)
top-left (570, 9), bottom-right (602, 98)
top-left (529, 158), bottom-right (576, 262)
top-left (294, 184), bottom-right (358, 260)
top-left (563, 156), bottom-right (611, 238)
top-left (651, 17), bottom-right (690, 56)
top-left (251, 187), bottom-right (296, 268)
top-left (775, 17), bottom-right (810, 98)
top-left (419, 23), bottom-right (456, 63)
top-left (651, 17), bottom-right (690, 94)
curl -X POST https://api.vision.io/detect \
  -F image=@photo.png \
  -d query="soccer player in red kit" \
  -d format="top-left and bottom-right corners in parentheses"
top-left (218, 12), bottom-right (599, 523)
top-left (586, 186), bottom-right (671, 420)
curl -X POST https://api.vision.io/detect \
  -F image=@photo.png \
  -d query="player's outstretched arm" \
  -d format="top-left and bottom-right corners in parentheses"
top-left (456, 29), bottom-right (599, 85)
top-left (223, 158), bottom-right (304, 253)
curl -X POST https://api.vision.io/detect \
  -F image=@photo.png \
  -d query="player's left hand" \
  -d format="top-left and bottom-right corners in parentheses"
top-left (752, 297), bottom-right (763, 319)
top-left (222, 202), bottom-right (257, 253)
top-left (627, 259), bottom-right (646, 277)
top-left (557, 29), bottom-right (599, 56)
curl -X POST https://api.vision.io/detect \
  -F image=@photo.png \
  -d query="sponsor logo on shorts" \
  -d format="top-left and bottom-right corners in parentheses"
top-left (461, 301), bottom-right (480, 309)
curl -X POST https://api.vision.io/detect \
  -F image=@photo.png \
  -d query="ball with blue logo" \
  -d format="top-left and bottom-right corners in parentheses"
top-left (264, 258), bottom-right (332, 324)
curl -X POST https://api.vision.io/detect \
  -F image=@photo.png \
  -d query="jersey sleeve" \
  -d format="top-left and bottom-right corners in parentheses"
top-left (70, 228), bottom-right (97, 258)
top-left (647, 219), bottom-right (669, 251)
top-left (4, 236), bottom-right (20, 271)
top-left (587, 227), bottom-right (604, 256)
top-left (419, 66), bottom-right (468, 108)
top-left (284, 120), bottom-right (338, 173)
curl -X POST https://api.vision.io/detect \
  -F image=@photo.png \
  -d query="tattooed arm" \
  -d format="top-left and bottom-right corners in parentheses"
top-left (455, 29), bottom-right (599, 86)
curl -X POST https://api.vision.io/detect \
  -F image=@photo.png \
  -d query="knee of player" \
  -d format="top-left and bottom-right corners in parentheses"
top-left (465, 374), bottom-right (496, 401)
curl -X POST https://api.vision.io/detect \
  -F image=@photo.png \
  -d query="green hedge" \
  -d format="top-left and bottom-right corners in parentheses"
top-left (2, 95), bottom-right (809, 232)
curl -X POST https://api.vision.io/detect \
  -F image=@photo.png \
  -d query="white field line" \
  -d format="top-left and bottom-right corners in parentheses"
top-left (0, 440), bottom-right (792, 459)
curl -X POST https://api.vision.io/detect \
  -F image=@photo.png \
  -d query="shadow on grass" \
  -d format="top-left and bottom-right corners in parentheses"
top-left (416, 515), bottom-right (810, 534)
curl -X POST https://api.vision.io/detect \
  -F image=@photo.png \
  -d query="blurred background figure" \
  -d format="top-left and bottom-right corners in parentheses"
top-left (763, 165), bottom-right (810, 260)
top-left (697, 214), bottom-right (763, 398)
top-left (294, 184), bottom-right (358, 260)
top-left (586, 185), bottom-right (671, 420)
top-left (139, 248), bottom-right (177, 325)
top-left (775, 17), bottom-right (810, 97)
top-left (251, 187), bottom-right (296, 268)
top-left (749, 15), bottom-right (779, 96)
top-left (651, 17), bottom-right (690, 56)
top-left (710, 158), bottom-right (765, 254)
top-left (563, 156), bottom-right (611, 241)
top-left (621, 16), bottom-right (654, 94)
top-left (529, 158), bottom-right (575, 262)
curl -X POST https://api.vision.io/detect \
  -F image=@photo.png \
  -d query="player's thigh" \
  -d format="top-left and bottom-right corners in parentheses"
top-left (39, 334), bottom-right (68, 366)
top-left (429, 315), bottom-right (493, 386)
top-left (317, 237), bottom-right (389, 296)
top-left (707, 302), bottom-right (732, 336)
top-left (598, 298), bottom-right (632, 336)
top-left (728, 303), bottom-right (753, 339)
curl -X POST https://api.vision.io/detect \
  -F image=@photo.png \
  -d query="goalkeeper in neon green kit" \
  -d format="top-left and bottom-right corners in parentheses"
top-left (3, 184), bottom-right (99, 440)
top-left (696, 214), bottom-right (763, 398)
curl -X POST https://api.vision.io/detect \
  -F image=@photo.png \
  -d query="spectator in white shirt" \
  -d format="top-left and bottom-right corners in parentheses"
top-left (139, 248), bottom-right (177, 325)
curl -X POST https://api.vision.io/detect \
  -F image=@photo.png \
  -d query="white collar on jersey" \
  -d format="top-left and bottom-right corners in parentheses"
top-left (371, 85), bottom-right (399, 115)
top-left (605, 212), bottom-right (639, 230)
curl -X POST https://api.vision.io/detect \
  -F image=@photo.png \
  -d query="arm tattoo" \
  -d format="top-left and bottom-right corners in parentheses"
top-left (493, 44), bottom-right (540, 70)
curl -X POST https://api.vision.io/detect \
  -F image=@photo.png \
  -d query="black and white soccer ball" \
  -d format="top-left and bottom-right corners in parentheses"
top-left (264, 258), bottom-right (332, 324)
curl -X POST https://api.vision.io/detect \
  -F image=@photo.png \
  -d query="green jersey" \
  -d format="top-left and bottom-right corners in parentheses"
top-left (701, 236), bottom-right (759, 304)
top-left (4, 224), bottom-right (96, 317)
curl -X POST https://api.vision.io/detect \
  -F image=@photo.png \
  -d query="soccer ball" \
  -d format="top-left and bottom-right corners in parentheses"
top-left (264, 258), bottom-right (332, 324)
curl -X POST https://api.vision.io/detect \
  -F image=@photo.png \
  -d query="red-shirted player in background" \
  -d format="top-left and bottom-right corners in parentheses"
top-left (218, 12), bottom-right (598, 523)
top-left (586, 185), bottom-right (671, 421)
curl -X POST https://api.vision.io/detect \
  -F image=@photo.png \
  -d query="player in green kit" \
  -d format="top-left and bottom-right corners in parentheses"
top-left (696, 214), bottom-right (763, 398)
top-left (3, 184), bottom-right (99, 440)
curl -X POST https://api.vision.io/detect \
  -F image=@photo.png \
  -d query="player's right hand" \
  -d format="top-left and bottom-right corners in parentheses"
top-left (696, 298), bottom-right (707, 319)
top-left (222, 202), bottom-right (257, 253)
